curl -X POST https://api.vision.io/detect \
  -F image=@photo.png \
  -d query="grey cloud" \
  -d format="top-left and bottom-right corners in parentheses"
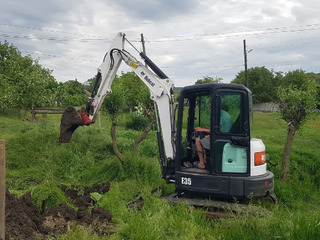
top-left (292, 1), bottom-right (320, 23)
top-left (1, 0), bottom-right (320, 85)
top-left (109, 0), bottom-right (198, 21)
top-left (1, 0), bottom-right (70, 27)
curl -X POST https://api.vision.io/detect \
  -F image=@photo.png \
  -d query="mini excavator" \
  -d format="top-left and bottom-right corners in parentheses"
top-left (59, 32), bottom-right (274, 201)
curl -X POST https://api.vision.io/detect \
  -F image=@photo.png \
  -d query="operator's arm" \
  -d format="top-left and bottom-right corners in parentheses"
top-left (195, 127), bottom-right (210, 133)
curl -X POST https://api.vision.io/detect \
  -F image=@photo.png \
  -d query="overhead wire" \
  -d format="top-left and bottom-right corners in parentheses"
top-left (1, 22), bottom-right (320, 79)
top-left (1, 22), bottom-right (320, 42)
top-left (0, 23), bottom-right (111, 39)
top-left (21, 51), bottom-right (101, 63)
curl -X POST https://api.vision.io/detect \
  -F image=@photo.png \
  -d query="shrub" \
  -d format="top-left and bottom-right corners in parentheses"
top-left (125, 114), bottom-right (148, 131)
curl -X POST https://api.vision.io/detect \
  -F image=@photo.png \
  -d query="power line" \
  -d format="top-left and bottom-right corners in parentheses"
top-left (1, 22), bottom-right (320, 43)
top-left (148, 26), bottom-right (320, 42)
top-left (22, 49), bottom-right (243, 71)
top-left (0, 33), bottom-right (108, 42)
top-left (21, 51), bottom-right (101, 63)
top-left (0, 23), bottom-right (109, 39)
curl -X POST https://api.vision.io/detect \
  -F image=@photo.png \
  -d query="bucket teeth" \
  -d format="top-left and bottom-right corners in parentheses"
top-left (59, 107), bottom-right (84, 143)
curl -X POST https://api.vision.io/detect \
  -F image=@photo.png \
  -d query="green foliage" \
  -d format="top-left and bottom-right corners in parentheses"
top-left (81, 159), bottom-right (125, 185)
top-left (195, 76), bottom-right (222, 85)
top-left (213, 207), bottom-right (320, 240)
top-left (103, 71), bottom-right (153, 117)
top-left (30, 180), bottom-right (68, 213)
top-left (252, 112), bottom-right (320, 201)
top-left (55, 225), bottom-right (110, 240)
top-left (0, 40), bottom-right (90, 112)
top-left (125, 114), bottom-right (148, 131)
top-left (278, 70), bottom-right (317, 128)
top-left (1, 111), bottom-right (320, 239)
top-left (103, 76), bottom-right (126, 115)
top-left (306, 72), bottom-right (320, 109)
top-left (58, 80), bottom-right (87, 107)
top-left (85, 75), bottom-right (98, 93)
top-left (97, 181), bottom-right (214, 240)
top-left (232, 67), bottom-right (282, 103)
top-left (0, 41), bottom-right (57, 110)
top-left (120, 71), bottom-right (152, 111)
top-left (122, 154), bottom-right (162, 186)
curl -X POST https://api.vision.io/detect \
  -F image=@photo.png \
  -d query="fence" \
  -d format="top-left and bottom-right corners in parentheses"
top-left (252, 103), bottom-right (279, 112)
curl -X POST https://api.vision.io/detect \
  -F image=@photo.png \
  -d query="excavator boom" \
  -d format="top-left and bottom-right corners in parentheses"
top-left (59, 32), bottom-right (175, 164)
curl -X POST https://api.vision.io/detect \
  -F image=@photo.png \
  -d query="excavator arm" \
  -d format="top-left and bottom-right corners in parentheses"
top-left (59, 32), bottom-right (175, 177)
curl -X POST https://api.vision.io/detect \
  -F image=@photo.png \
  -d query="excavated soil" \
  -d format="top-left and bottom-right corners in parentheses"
top-left (59, 106), bottom-right (84, 143)
top-left (4, 182), bottom-right (113, 240)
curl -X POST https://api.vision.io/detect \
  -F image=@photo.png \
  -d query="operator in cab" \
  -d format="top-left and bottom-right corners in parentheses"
top-left (194, 110), bottom-right (233, 169)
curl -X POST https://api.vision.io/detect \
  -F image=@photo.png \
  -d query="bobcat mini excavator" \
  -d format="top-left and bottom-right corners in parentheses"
top-left (59, 32), bottom-right (274, 200)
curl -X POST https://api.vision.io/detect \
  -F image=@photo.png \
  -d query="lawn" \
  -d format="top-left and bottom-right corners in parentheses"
top-left (1, 111), bottom-right (320, 239)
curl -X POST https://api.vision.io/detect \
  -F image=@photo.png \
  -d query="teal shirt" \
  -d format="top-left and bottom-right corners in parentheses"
top-left (220, 110), bottom-right (233, 133)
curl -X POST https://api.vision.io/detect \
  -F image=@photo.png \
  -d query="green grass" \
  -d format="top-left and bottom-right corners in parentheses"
top-left (252, 112), bottom-right (320, 207)
top-left (1, 111), bottom-right (320, 239)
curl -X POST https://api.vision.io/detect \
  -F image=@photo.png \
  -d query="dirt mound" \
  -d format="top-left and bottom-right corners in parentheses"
top-left (5, 183), bottom-right (113, 240)
top-left (59, 107), bottom-right (84, 143)
top-left (5, 189), bottom-right (42, 240)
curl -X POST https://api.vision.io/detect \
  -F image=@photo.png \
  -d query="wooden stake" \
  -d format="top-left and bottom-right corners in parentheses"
top-left (0, 140), bottom-right (5, 240)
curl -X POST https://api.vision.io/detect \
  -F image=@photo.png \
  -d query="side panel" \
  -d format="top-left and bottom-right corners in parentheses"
top-left (175, 171), bottom-right (230, 196)
top-left (175, 170), bottom-right (274, 199)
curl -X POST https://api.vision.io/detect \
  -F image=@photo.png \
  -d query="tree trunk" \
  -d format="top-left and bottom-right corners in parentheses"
top-left (19, 107), bottom-right (22, 119)
top-left (281, 124), bottom-right (297, 182)
top-left (133, 119), bottom-right (155, 154)
top-left (31, 99), bottom-right (36, 121)
top-left (110, 117), bottom-right (126, 164)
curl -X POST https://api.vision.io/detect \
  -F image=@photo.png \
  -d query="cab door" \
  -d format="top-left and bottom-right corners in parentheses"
top-left (212, 90), bottom-right (251, 176)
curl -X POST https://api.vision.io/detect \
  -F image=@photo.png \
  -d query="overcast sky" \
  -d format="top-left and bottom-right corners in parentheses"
top-left (1, 0), bottom-right (320, 86)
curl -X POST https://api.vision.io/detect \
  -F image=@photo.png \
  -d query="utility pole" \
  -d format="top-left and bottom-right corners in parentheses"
top-left (243, 39), bottom-right (248, 88)
top-left (141, 33), bottom-right (147, 68)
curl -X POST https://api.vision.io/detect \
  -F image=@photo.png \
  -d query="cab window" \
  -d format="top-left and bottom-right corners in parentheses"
top-left (218, 92), bottom-right (245, 135)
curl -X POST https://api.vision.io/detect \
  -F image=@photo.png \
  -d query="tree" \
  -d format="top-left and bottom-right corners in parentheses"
top-left (278, 70), bottom-right (318, 182)
top-left (119, 72), bottom-right (155, 153)
top-left (195, 76), bottom-right (222, 85)
top-left (0, 41), bottom-right (57, 117)
top-left (232, 67), bottom-right (282, 103)
top-left (0, 41), bottom-right (21, 110)
top-left (104, 76), bottom-right (126, 163)
top-left (103, 71), bottom-right (157, 161)
top-left (120, 71), bottom-right (151, 113)
top-left (306, 72), bottom-right (320, 109)
top-left (16, 60), bottom-right (57, 119)
top-left (59, 80), bottom-right (87, 107)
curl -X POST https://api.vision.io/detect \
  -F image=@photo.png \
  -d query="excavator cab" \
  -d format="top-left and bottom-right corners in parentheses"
top-left (174, 83), bottom-right (274, 199)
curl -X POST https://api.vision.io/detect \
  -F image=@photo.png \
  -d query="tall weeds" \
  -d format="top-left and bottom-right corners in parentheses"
top-left (1, 112), bottom-right (320, 239)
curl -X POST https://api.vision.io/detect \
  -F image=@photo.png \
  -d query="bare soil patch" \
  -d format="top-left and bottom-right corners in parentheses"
top-left (5, 182), bottom-right (112, 240)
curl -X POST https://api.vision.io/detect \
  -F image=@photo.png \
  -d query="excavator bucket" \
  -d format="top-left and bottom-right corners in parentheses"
top-left (59, 107), bottom-right (84, 143)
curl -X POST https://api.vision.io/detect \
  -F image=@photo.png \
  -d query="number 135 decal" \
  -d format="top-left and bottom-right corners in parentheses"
top-left (181, 177), bottom-right (192, 185)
